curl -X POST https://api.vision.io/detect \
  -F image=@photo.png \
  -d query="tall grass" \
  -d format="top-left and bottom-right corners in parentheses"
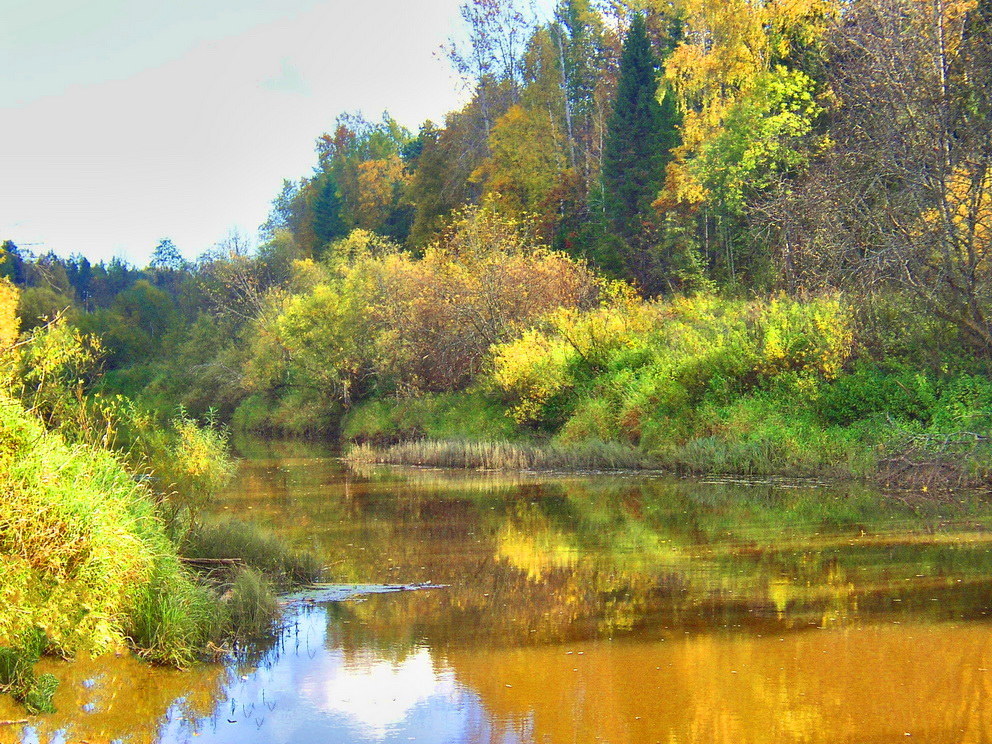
top-left (224, 568), bottom-right (280, 639)
top-left (127, 558), bottom-right (221, 667)
top-left (0, 630), bottom-right (57, 714)
top-left (183, 520), bottom-right (324, 589)
top-left (0, 394), bottom-right (221, 681)
top-left (346, 438), bottom-right (656, 471)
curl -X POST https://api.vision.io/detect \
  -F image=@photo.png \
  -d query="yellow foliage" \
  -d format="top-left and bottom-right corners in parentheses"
top-left (492, 292), bottom-right (854, 425)
top-left (355, 155), bottom-right (408, 231)
top-left (0, 278), bottom-right (20, 350)
top-left (492, 329), bottom-right (574, 423)
top-left (658, 0), bottom-right (840, 207)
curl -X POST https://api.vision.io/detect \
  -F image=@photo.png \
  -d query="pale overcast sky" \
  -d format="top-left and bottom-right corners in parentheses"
top-left (0, 0), bottom-right (550, 266)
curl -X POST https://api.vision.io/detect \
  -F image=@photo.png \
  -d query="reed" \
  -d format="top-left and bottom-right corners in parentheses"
top-left (346, 438), bottom-right (656, 471)
top-left (224, 567), bottom-right (280, 639)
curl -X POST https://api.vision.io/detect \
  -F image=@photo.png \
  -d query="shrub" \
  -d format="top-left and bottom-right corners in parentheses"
top-left (0, 395), bottom-right (215, 669)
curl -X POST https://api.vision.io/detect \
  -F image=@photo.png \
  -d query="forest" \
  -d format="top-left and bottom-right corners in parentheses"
top-left (5, 0), bottom-right (988, 480)
top-left (4, 0), bottom-right (992, 467)
top-left (1, 0), bottom-right (992, 717)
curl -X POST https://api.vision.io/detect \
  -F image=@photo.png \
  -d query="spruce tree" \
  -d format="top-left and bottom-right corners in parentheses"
top-left (601, 13), bottom-right (678, 243)
top-left (312, 173), bottom-right (346, 252)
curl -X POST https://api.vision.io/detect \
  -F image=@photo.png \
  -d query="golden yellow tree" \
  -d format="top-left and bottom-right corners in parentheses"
top-left (656, 0), bottom-right (838, 209)
top-left (0, 277), bottom-right (20, 350)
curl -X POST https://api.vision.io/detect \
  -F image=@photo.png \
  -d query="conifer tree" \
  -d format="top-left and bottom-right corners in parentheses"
top-left (601, 13), bottom-right (678, 243)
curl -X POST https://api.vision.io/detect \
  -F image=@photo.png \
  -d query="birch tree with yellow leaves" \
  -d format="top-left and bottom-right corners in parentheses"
top-left (654, 0), bottom-right (838, 284)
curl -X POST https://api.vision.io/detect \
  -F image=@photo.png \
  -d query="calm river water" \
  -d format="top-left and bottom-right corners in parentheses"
top-left (7, 439), bottom-right (992, 743)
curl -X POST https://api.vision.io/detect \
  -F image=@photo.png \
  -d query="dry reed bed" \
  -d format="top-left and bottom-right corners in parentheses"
top-left (346, 438), bottom-right (655, 471)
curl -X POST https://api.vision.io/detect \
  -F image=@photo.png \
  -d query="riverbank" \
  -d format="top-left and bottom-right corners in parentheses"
top-left (341, 367), bottom-right (992, 492)
top-left (0, 396), bottom-right (215, 711)
top-left (0, 395), bottom-right (322, 715)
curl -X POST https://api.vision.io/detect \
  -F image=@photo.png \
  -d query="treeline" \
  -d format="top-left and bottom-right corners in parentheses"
top-left (3, 0), bottom-right (992, 482)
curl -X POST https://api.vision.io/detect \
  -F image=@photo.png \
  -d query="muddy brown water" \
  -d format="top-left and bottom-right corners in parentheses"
top-left (6, 438), bottom-right (992, 743)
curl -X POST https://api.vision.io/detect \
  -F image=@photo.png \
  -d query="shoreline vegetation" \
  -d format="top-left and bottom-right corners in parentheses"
top-left (344, 434), bottom-right (992, 493)
top-left (346, 438), bottom-right (658, 472)
top-left (0, 293), bottom-right (320, 715)
top-left (331, 290), bottom-right (992, 491)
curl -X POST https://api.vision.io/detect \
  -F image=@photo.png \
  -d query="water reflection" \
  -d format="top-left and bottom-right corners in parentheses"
top-left (8, 441), bottom-right (992, 743)
top-left (141, 605), bottom-right (481, 744)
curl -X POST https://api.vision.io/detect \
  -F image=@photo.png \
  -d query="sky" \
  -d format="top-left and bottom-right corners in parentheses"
top-left (0, 0), bottom-right (551, 267)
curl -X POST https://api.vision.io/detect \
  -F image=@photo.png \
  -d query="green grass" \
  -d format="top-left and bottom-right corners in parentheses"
top-left (183, 520), bottom-right (324, 590)
top-left (0, 392), bottom-right (321, 713)
top-left (0, 393), bottom-right (226, 686)
top-left (224, 568), bottom-right (280, 639)
top-left (0, 631), bottom-right (57, 714)
top-left (342, 390), bottom-right (525, 445)
top-left (126, 557), bottom-right (221, 667)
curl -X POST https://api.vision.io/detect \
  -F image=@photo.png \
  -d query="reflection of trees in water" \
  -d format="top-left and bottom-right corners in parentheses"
top-left (277, 467), bottom-right (992, 655)
top-left (1, 651), bottom-right (225, 744)
top-left (19, 455), bottom-right (992, 744)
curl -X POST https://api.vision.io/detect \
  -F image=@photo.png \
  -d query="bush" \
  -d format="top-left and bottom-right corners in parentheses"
top-left (0, 395), bottom-right (216, 670)
top-left (492, 292), bottom-right (854, 431)
top-left (815, 363), bottom-right (938, 426)
top-left (343, 390), bottom-right (524, 445)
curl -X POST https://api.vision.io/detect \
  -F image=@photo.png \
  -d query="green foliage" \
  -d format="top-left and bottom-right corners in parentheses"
top-left (689, 66), bottom-right (823, 214)
top-left (78, 280), bottom-right (179, 367)
top-left (490, 292), bottom-right (869, 476)
top-left (343, 390), bottom-right (525, 445)
top-left (0, 395), bottom-right (211, 667)
top-left (108, 402), bottom-right (235, 538)
top-left (5, 315), bottom-right (102, 430)
top-left (131, 313), bottom-right (248, 422)
top-left (0, 632), bottom-right (58, 715)
top-left (815, 364), bottom-right (938, 427)
top-left (493, 293), bottom-right (854, 428)
top-left (234, 213), bottom-right (599, 434)
top-left (17, 286), bottom-right (74, 332)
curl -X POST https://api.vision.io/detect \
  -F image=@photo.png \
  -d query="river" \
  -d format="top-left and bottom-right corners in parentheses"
top-left (6, 438), bottom-right (992, 743)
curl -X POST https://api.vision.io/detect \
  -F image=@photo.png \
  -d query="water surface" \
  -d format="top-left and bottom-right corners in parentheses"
top-left (7, 439), bottom-right (992, 743)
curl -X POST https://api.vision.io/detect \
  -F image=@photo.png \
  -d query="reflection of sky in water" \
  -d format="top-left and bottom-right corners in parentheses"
top-left (154, 606), bottom-right (508, 744)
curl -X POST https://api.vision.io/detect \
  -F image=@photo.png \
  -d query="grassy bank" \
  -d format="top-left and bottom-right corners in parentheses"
top-left (0, 391), bottom-right (322, 714)
top-left (342, 295), bottom-right (992, 488)
top-left (0, 394), bottom-right (217, 710)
